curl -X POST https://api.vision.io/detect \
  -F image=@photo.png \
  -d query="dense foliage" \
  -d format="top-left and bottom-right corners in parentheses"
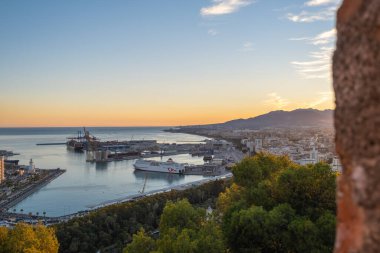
top-left (0, 223), bottom-right (59, 253)
top-left (55, 179), bottom-right (228, 253)
top-left (124, 153), bottom-right (337, 253)
top-left (221, 153), bottom-right (337, 253)
top-left (124, 199), bottom-right (224, 253)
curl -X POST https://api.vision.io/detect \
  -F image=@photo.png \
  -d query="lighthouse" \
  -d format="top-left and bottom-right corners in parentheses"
top-left (29, 158), bottom-right (35, 173)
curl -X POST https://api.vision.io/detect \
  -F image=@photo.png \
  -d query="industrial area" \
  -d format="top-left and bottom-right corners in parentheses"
top-left (0, 128), bottom-right (244, 227)
top-left (64, 128), bottom-right (243, 175)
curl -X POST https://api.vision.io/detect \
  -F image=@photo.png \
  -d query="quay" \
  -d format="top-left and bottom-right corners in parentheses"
top-left (0, 172), bottom-right (232, 227)
top-left (36, 143), bottom-right (66, 146)
top-left (87, 172), bottom-right (233, 211)
top-left (0, 169), bottom-right (66, 211)
top-left (87, 150), bottom-right (192, 163)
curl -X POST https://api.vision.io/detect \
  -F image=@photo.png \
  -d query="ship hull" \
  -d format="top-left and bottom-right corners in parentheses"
top-left (133, 160), bottom-right (185, 174)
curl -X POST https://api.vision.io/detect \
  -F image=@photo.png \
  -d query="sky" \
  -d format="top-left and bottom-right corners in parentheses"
top-left (0, 0), bottom-right (341, 127)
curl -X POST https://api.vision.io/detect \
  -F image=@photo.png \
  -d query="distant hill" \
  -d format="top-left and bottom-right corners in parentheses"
top-left (179, 109), bottom-right (334, 130)
top-left (220, 109), bottom-right (333, 129)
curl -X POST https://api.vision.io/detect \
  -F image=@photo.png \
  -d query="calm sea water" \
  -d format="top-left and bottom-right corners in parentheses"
top-left (0, 127), bottom-right (207, 217)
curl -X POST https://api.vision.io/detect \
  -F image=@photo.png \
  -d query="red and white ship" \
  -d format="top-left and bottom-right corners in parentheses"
top-left (133, 158), bottom-right (186, 174)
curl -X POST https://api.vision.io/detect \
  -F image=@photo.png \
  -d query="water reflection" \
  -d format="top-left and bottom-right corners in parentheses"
top-left (2, 128), bottom-right (207, 216)
top-left (95, 162), bottom-right (108, 171)
top-left (133, 170), bottom-right (183, 184)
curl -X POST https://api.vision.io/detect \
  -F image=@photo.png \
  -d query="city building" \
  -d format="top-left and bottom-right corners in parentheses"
top-left (254, 138), bottom-right (263, 151)
top-left (0, 156), bottom-right (5, 183)
top-left (332, 156), bottom-right (343, 172)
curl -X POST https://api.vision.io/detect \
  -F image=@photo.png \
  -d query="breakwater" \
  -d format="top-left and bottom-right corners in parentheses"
top-left (0, 169), bottom-right (65, 210)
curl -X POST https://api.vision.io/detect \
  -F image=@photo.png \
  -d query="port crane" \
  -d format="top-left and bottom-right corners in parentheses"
top-left (139, 173), bottom-right (148, 194)
top-left (83, 127), bottom-right (102, 162)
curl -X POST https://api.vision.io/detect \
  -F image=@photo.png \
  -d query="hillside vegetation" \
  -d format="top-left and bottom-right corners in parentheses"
top-left (125, 153), bottom-right (337, 253)
top-left (0, 223), bottom-right (58, 253)
top-left (55, 179), bottom-right (228, 253)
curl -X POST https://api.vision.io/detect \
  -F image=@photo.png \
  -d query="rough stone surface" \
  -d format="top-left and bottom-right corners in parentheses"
top-left (333, 0), bottom-right (380, 252)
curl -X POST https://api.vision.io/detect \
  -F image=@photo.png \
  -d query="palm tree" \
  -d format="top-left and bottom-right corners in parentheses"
top-left (43, 211), bottom-right (46, 218)
top-left (36, 212), bottom-right (39, 216)
top-left (13, 208), bottom-right (16, 213)
top-left (20, 208), bottom-right (24, 214)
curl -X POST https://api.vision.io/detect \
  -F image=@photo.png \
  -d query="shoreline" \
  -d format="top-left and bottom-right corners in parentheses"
top-left (87, 172), bottom-right (233, 210)
top-left (0, 169), bottom-right (66, 211)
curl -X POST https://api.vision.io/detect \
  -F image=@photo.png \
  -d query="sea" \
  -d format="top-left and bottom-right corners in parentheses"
top-left (0, 127), bottom-right (208, 217)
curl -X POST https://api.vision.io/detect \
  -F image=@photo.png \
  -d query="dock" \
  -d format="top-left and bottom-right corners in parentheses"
top-left (0, 169), bottom-right (66, 211)
top-left (36, 143), bottom-right (66, 146)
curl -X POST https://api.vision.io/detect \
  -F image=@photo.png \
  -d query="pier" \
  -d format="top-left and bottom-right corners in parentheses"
top-left (36, 143), bottom-right (66, 146)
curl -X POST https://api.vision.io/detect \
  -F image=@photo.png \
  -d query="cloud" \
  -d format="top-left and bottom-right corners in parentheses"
top-left (265, 93), bottom-right (289, 109)
top-left (305, 0), bottom-right (340, 6)
top-left (291, 28), bottom-right (336, 79)
top-left (208, 29), bottom-right (219, 36)
top-left (286, 0), bottom-right (342, 23)
top-left (286, 6), bottom-right (336, 22)
top-left (240, 41), bottom-right (254, 51)
top-left (307, 91), bottom-right (333, 107)
top-left (201, 0), bottom-right (253, 16)
top-left (286, 1), bottom-right (340, 79)
top-left (290, 28), bottom-right (336, 79)
top-left (290, 28), bottom-right (336, 45)
top-left (291, 46), bottom-right (334, 79)
top-left (311, 28), bottom-right (336, 45)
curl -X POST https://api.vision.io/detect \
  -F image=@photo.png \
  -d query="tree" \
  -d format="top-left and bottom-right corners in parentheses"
top-left (224, 205), bottom-right (269, 253)
top-left (123, 229), bottom-right (156, 253)
top-left (316, 211), bottom-right (336, 252)
top-left (195, 221), bottom-right (225, 253)
top-left (0, 227), bottom-right (9, 253)
top-left (288, 217), bottom-right (319, 253)
top-left (274, 163), bottom-right (336, 218)
top-left (232, 153), bottom-right (294, 189)
top-left (5, 223), bottom-right (59, 253)
top-left (125, 199), bottom-right (226, 253)
top-left (217, 183), bottom-right (243, 213)
top-left (221, 154), bottom-right (337, 253)
top-left (159, 199), bottom-right (204, 235)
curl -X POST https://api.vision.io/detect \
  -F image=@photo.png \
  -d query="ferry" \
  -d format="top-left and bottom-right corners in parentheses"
top-left (133, 158), bottom-right (186, 174)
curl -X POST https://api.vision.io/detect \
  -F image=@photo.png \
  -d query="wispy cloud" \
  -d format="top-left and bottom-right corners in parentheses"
top-left (290, 28), bottom-right (336, 45)
top-left (286, 6), bottom-right (336, 23)
top-left (265, 93), bottom-right (289, 109)
top-left (286, 0), bottom-right (341, 23)
top-left (305, 0), bottom-right (340, 7)
top-left (240, 41), bottom-right (254, 51)
top-left (307, 91), bottom-right (333, 107)
top-left (201, 0), bottom-right (253, 16)
top-left (286, 1), bottom-right (340, 79)
top-left (291, 46), bottom-right (334, 79)
top-left (208, 29), bottom-right (219, 36)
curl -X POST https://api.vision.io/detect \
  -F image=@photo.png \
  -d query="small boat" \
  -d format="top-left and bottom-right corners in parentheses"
top-left (133, 158), bottom-right (186, 174)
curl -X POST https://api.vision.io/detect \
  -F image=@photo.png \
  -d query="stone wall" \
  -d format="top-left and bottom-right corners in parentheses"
top-left (333, 0), bottom-right (380, 252)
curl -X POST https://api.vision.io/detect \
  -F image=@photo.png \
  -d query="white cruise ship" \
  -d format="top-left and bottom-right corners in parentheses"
top-left (133, 158), bottom-right (186, 174)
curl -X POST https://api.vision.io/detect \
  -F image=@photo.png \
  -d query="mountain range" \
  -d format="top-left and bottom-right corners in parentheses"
top-left (179, 109), bottom-right (333, 130)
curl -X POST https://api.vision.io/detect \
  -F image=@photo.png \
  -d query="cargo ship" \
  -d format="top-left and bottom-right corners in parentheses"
top-left (133, 158), bottom-right (186, 174)
top-left (66, 134), bottom-right (86, 152)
